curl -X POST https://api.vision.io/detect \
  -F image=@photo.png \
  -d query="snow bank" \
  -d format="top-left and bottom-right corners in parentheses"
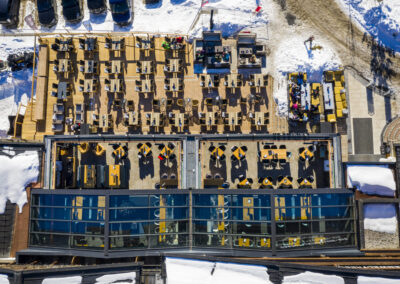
top-left (0, 275), bottom-right (9, 284)
top-left (347, 165), bottom-right (396, 197)
top-left (95, 272), bottom-right (136, 284)
top-left (364, 203), bottom-right (397, 234)
top-left (358, 276), bottom-right (400, 284)
top-left (165, 257), bottom-right (272, 284)
top-left (42, 276), bottom-right (81, 284)
top-left (0, 150), bottom-right (39, 213)
top-left (335, 0), bottom-right (400, 52)
top-left (283, 271), bottom-right (344, 284)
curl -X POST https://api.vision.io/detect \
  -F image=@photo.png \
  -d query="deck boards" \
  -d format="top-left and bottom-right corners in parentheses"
top-left (21, 35), bottom-right (273, 141)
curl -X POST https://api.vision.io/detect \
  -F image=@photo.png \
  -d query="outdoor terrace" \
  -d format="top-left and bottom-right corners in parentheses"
top-left (19, 33), bottom-right (274, 142)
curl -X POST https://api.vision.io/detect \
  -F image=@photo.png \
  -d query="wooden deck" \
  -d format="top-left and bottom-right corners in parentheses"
top-left (21, 35), bottom-right (277, 141)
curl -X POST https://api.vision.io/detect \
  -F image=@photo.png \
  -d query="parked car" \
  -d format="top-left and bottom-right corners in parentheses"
top-left (36, 0), bottom-right (57, 27)
top-left (109, 0), bottom-right (133, 26)
top-left (87, 0), bottom-right (106, 14)
top-left (62, 0), bottom-right (83, 23)
top-left (0, 0), bottom-right (20, 27)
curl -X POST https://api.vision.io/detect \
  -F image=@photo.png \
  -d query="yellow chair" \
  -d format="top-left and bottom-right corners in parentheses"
top-left (337, 109), bottom-right (343, 118)
top-left (78, 142), bottom-right (89, 154)
top-left (334, 81), bottom-right (342, 88)
top-left (341, 92), bottom-right (347, 101)
top-left (334, 86), bottom-right (342, 95)
top-left (327, 113), bottom-right (336, 123)
top-left (342, 100), bottom-right (347, 109)
top-left (335, 93), bottom-right (342, 102)
top-left (336, 101), bottom-right (343, 110)
top-left (94, 144), bottom-right (106, 156)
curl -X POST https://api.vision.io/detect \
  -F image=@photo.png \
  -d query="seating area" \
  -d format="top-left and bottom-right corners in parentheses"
top-left (201, 139), bottom-right (332, 190)
top-left (21, 33), bottom-right (271, 141)
top-left (54, 140), bottom-right (183, 190)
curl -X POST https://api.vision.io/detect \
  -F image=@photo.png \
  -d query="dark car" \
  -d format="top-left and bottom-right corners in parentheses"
top-left (0, 0), bottom-right (20, 27)
top-left (87, 0), bottom-right (106, 14)
top-left (36, 0), bottom-right (57, 27)
top-left (62, 0), bottom-right (83, 23)
top-left (109, 0), bottom-right (133, 26)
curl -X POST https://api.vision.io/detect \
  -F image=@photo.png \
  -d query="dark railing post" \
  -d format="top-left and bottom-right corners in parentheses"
top-left (189, 191), bottom-right (193, 249)
top-left (104, 193), bottom-right (109, 257)
top-left (270, 193), bottom-right (276, 256)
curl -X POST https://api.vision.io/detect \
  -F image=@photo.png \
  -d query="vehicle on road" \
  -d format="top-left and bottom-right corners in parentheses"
top-left (109, 0), bottom-right (133, 26)
top-left (62, 0), bottom-right (83, 23)
top-left (0, 0), bottom-right (20, 27)
top-left (36, 0), bottom-right (57, 27)
top-left (87, 0), bottom-right (107, 14)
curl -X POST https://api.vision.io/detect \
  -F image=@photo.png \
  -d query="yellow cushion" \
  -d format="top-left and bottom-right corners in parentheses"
top-left (341, 92), bottom-right (346, 101)
top-left (341, 75), bottom-right (345, 83)
top-left (336, 101), bottom-right (343, 110)
top-left (327, 114), bottom-right (336, 123)
top-left (336, 109), bottom-right (343, 118)
top-left (334, 81), bottom-right (342, 88)
top-left (335, 94), bottom-right (342, 102)
top-left (342, 100), bottom-right (347, 108)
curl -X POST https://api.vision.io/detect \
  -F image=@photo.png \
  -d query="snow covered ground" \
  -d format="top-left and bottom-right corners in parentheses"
top-left (282, 271), bottom-right (344, 284)
top-left (347, 164), bottom-right (396, 196)
top-left (358, 276), bottom-right (400, 284)
top-left (42, 276), bottom-right (82, 284)
top-left (0, 150), bottom-right (39, 214)
top-left (165, 257), bottom-right (272, 284)
top-left (335, 0), bottom-right (400, 53)
top-left (0, 275), bottom-right (8, 284)
top-left (364, 203), bottom-right (397, 234)
top-left (95, 272), bottom-right (136, 284)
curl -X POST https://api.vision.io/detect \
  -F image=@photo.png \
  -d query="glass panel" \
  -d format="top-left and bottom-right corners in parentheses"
top-left (193, 234), bottom-right (230, 247)
top-left (30, 233), bottom-right (70, 248)
top-left (150, 208), bottom-right (188, 220)
top-left (311, 194), bottom-right (352, 206)
top-left (71, 235), bottom-right (104, 249)
top-left (31, 220), bottom-right (70, 234)
top-left (312, 206), bottom-right (352, 219)
top-left (231, 222), bottom-right (271, 235)
top-left (232, 208), bottom-right (270, 221)
top-left (148, 221), bottom-right (188, 235)
top-left (110, 195), bottom-right (148, 208)
top-left (150, 194), bottom-right (188, 207)
top-left (71, 222), bottom-right (104, 235)
top-left (32, 207), bottom-right (71, 220)
top-left (110, 235), bottom-right (148, 249)
top-left (232, 195), bottom-right (270, 207)
top-left (110, 208), bottom-right (149, 221)
top-left (192, 194), bottom-right (223, 206)
top-left (149, 234), bottom-right (188, 248)
top-left (109, 222), bottom-right (149, 236)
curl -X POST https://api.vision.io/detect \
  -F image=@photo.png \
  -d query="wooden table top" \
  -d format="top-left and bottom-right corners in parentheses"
top-left (260, 148), bottom-right (287, 160)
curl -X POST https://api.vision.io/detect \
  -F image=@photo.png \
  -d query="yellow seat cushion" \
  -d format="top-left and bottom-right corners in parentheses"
top-left (335, 94), bottom-right (342, 102)
top-left (327, 114), bottom-right (336, 123)
top-left (336, 109), bottom-right (343, 118)
top-left (341, 92), bottom-right (346, 101)
top-left (336, 101), bottom-right (343, 110)
top-left (342, 100), bottom-right (347, 108)
top-left (334, 81), bottom-right (342, 88)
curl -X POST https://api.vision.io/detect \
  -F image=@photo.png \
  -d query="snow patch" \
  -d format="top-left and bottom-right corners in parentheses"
top-left (0, 150), bottom-right (39, 214)
top-left (347, 165), bottom-right (396, 196)
top-left (95, 272), bottom-right (136, 284)
top-left (364, 203), bottom-right (397, 234)
top-left (42, 276), bottom-right (82, 284)
top-left (166, 257), bottom-right (272, 284)
top-left (358, 276), bottom-right (400, 284)
top-left (0, 275), bottom-right (9, 284)
top-left (335, 0), bottom-right (400, 52)
top-left (283, 271), bottom-right (344, 284)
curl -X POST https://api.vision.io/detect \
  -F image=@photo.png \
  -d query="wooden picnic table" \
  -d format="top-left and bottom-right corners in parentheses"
top-left (228, 112), bottom-right (239, 127)
top-left (226, 74), bottom-right (240, 88)
top-left (141, 61), bottom-right (153, 74)
top-left (260, 148), bottom-right (287, 160)
top-left (169, 59), bottom-right (180, 73)
top-left (84, 60), bottom-right (96, 74)
top-left (169, 78), bottom-right (181, 92)
top-left (253, 74), bottom-right (267, 87)
top-left (150, 112), bottom-right (161, 127)
top-left (58, 59), bottom-right (70, 73)
top-left (254, 112), bottom-right (266, 126)
top-left (206, 112), bottom-right (215, 127)
top-left (110, 79), bottom-right (122, 93)
top-left (111, 37), bottom-right (123, 51)
top-left (174, 113), bottom-right (185, 128)
top-left (84, 79), bottom-right (95, 93)
top-left (128, 112), bottom-right (139, 126)
top-left (141, 79), bottom-right (153, 93)
top-left (111, 60), bottom-right (122, 74)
